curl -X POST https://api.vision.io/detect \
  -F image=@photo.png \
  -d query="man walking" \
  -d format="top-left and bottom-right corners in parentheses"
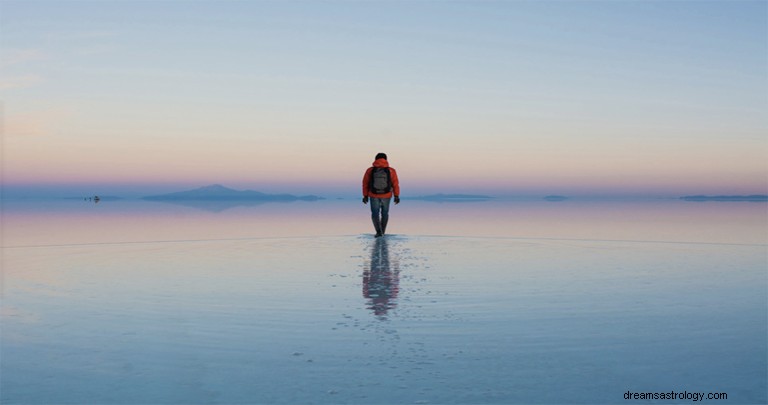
top-left (362, 153), bottom-right (400, 237)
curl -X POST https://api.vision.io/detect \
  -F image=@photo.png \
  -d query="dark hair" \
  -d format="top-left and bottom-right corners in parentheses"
top-left (375, 153), bottom-right (387, 160)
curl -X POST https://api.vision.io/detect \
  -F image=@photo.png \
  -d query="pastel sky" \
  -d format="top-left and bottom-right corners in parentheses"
top-left (1, 0), bottom-right (766, 197)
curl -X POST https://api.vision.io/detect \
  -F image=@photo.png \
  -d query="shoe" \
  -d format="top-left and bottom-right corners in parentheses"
top-left (375, 232), bottom-right (383, 237)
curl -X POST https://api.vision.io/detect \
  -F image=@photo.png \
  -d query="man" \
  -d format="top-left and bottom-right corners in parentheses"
top-left (362, 152), bottom-right (400, 237)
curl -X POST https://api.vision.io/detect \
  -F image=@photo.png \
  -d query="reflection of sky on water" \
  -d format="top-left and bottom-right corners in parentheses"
top-left (141, 198), bottom-right (276, 212)
top-left (2, 233), bottom-right (765, 404)
top-left (1, 198), bottom-right (764, 402)
top-left (2, 198), bottom-right (766, 247)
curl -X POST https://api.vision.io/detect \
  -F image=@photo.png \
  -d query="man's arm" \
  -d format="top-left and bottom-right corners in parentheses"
top-left (362, 167), bottom-right (371, 203)
top-left (391, 168), bottom-right (400, 204)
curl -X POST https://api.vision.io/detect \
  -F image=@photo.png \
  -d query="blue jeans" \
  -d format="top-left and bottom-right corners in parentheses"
top-left (370, 197), bottom-right (391, 234)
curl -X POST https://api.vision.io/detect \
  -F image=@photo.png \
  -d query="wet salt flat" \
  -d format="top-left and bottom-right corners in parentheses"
top-left (1, 200), bottom-right (766, 404)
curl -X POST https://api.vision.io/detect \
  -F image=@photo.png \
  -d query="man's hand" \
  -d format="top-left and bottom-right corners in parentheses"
top-left (394, 196), bottom-right (400, 205)
top-left (362, 196), bottom-right (369, 204)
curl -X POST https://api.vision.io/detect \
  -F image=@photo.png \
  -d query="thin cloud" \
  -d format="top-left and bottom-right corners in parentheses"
top-left (2, 107), bottom-right (74, 137)
top-left (0, 49), bottom-right (45, 68)
top-left (43, 30), bottom-right (115, 41)
top-left (0, 74), bottom-right (44, 90)
top-left (73, 45), bottom-right (115, 57)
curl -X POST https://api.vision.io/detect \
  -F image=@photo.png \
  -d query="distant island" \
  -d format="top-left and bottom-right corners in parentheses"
top-left (409, 193), bottom-right (493, 201)
top-left (143, 184), bottom-right (323, 201)
top-left (680, 195), bottom-right (767, 202)
top-left (543, 195), bottom-right (569, 201)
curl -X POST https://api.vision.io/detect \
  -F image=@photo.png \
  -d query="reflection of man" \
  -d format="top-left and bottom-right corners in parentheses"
top-left (362, 237), bottom-right (400, 318)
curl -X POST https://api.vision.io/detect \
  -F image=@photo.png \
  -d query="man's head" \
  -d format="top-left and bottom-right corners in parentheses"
top-left (375, 153), bottom-right (387, 160)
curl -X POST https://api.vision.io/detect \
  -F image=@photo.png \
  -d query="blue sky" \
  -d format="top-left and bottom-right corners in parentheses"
top-left (1, 0), bottom-right (766, 198)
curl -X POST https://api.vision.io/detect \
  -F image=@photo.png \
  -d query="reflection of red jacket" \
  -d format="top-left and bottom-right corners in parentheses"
top-left (362, 158), bottom-right (400, 198)
top-left (363, 268), bottom-right (400, 316)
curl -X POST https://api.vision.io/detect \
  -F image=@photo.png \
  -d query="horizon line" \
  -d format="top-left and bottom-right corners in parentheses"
top-left (2, 182), bottom-right (766, 200)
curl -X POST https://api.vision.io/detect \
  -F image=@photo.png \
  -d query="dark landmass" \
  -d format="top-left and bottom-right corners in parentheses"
top-left (543, 195), bottom-right (569, 201)
top-left (142, 184), bottom-right (323, 202)
top-left (680, 195), bottom-right (767, 202)
top-left (408, 193), bottom-right (494, 202)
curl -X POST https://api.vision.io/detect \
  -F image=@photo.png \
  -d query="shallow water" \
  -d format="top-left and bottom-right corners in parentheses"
top-left (2, 197), bottom-right (766, 246)
top-left (1, 199), bottom-right (766, 404)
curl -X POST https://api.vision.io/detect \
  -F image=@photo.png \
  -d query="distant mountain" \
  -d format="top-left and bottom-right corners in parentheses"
top-left (680, 195), bottom-right (767, 202)
top-left (543, 195), bottom-right (569, 201)
top-left (143, 184), bottom-right (323, 201)
top-left (409, 193), bottom-right (493, 201)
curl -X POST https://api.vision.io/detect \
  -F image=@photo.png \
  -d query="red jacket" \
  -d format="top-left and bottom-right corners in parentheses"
top-left (362, 158), bottom-right (400, 198)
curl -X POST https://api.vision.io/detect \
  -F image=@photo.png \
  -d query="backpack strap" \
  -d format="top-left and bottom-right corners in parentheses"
top-left (368, 166), bottom-right (376, 193)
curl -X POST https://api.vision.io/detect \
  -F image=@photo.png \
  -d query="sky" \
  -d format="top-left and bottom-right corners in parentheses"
top-left (1, 0), bottom-right (766, 198)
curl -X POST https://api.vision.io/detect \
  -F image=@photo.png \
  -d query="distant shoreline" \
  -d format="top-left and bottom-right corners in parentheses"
top-left (408, 194), bottom-right (493, 201)
top-left (680, 195), bottom-right (768, 202)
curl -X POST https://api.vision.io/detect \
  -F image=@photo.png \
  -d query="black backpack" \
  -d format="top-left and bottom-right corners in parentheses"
top-left (369, 167), bottom-right (392, 194)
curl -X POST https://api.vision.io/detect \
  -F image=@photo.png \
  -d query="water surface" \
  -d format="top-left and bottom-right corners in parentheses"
top-left (1, 199), bottom-right (766, 404)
